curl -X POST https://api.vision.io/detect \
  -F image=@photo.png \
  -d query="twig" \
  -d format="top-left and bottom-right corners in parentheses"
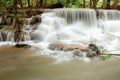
top-left (101, 54), bottom-right (120, 56)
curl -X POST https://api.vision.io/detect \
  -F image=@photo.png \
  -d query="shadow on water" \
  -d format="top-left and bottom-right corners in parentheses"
top-left (0, 46), bottom-right (120, 80)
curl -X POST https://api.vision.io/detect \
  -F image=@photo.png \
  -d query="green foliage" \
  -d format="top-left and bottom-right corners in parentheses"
top-left (100, 48), bottom-right (111, 61)
top-left (0, 0), bottom-right (118, 9)
top-left (90, 37), bottom-right (112, 61)
top-left (6, 0), bottom-right (14, 8)
top-left (13, 13), bottom-right (22, 19)
top-left (0, 7), bottom-right (2, 15)
top-left (22, 0), bottom-right (28, 7)
top-left (97, 0), bottom-right (103, 8)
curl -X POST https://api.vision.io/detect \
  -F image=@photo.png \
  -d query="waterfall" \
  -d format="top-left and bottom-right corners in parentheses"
top-left (0, 31), bottom-right (13, 41)
top-left (0, 32), bottom-right (3, 41)
top-left (0, 30), bottom-right (31, 42)
top-left (1, 8), bottom-right (120, 62)
top-left (98, 10), bottom-right (120, 32)
top-left (52, 9), bottom-right (97, 26)
top-left (98, 10), bottom-right (120, 20)
top-left (6, 31), bottom-right (14, 41)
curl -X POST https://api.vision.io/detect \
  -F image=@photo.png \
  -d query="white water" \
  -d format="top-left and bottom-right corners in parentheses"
top-left (1, 9), bottom-right (120, 62)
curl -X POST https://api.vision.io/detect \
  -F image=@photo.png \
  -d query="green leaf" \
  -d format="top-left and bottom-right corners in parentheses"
top-left (100, 55), bottom-right (111, 61)
top-left (100, 56), bottom-right (106, 61)
top-left (100, 48), bottom-right (111, 61)
top-left (13, 13), bottom-right (22, 19)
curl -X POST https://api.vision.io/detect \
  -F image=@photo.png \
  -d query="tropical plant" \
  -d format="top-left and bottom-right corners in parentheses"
top-left (100, 48), bottom-right (111, 61)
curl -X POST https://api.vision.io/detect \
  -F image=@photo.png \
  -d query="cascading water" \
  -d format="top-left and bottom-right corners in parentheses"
top-left (0, 9), bottom-right (120, 62)
top-left (52, 9), bottom-right (98, 27)
top-left (98, 10), bottom-right (120, 32)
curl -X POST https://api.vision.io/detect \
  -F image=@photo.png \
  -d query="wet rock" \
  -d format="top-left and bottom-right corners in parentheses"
top-left (85, 44), bottom-right (101, 57)
top-left (48, 42), bottom-right (101, 58)
top-left (15, 44), bottom-right (31, 48)
top-left (48, 42), bottom-right (85, 51)
top-left (73, 50), bottom-right (83, 57)
top-left (29, 15), bottom-right (41, 25)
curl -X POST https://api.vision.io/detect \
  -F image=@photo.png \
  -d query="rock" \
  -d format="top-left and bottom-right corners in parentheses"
top-left (73, 50), bottom-right (83, 57)
top-left (48, 42), bottom-right (85, 51)
top-left (0, 16), bottom-right (3, 25)
top-left (29, 15), bottom-right (41, 25)
top-left (85, 44), bottom-right (101, 57)
top-left (48, 42), bottom-right (101, 58)
top-left (6, 18), bottom-right (13, 25)
top-left (15, 44), bottom-right (31, 48)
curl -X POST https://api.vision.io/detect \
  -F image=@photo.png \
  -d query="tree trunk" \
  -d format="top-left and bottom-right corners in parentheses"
top-left (44, 0), bottom-right (47, 7)
top-left (28, 0), bottom-right (30, 8)
top-left (83, 0), bottom-right (86, 8)
top-left (90, 0), bottom-right (92, 8)
top-left (18, 0), bottom-right (23, 8)
top-left (92, 0), bottom-right (99, 9)
top-left (13, 0), bottom-right (17, 13)
top-left (112, 0), bottom-right (118, 9)
top-left (101, 0), bottom-right (107, 9)
top-left (106, 0), bottom-right (111, 9)
top-left (37, 0), bottom-right (43, 8)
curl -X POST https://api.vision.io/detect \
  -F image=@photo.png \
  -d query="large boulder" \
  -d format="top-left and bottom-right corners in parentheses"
top-left (48, 42), bottom-right (101, 58)
top-left (29, 15), bottom-right (41, 25)
top-left (48, 42), bottom-right (85, 51)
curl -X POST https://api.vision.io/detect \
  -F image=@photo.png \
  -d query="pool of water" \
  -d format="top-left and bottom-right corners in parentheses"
top-left (0, 46), bottom-right (120, 80)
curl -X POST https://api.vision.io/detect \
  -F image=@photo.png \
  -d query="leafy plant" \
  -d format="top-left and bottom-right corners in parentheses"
top-left (13, 13), bottom-right (22, 19)
top-left (100, 48), bottom-right (111, 61)
top-left (90, 37), bottom-right (112, 61)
